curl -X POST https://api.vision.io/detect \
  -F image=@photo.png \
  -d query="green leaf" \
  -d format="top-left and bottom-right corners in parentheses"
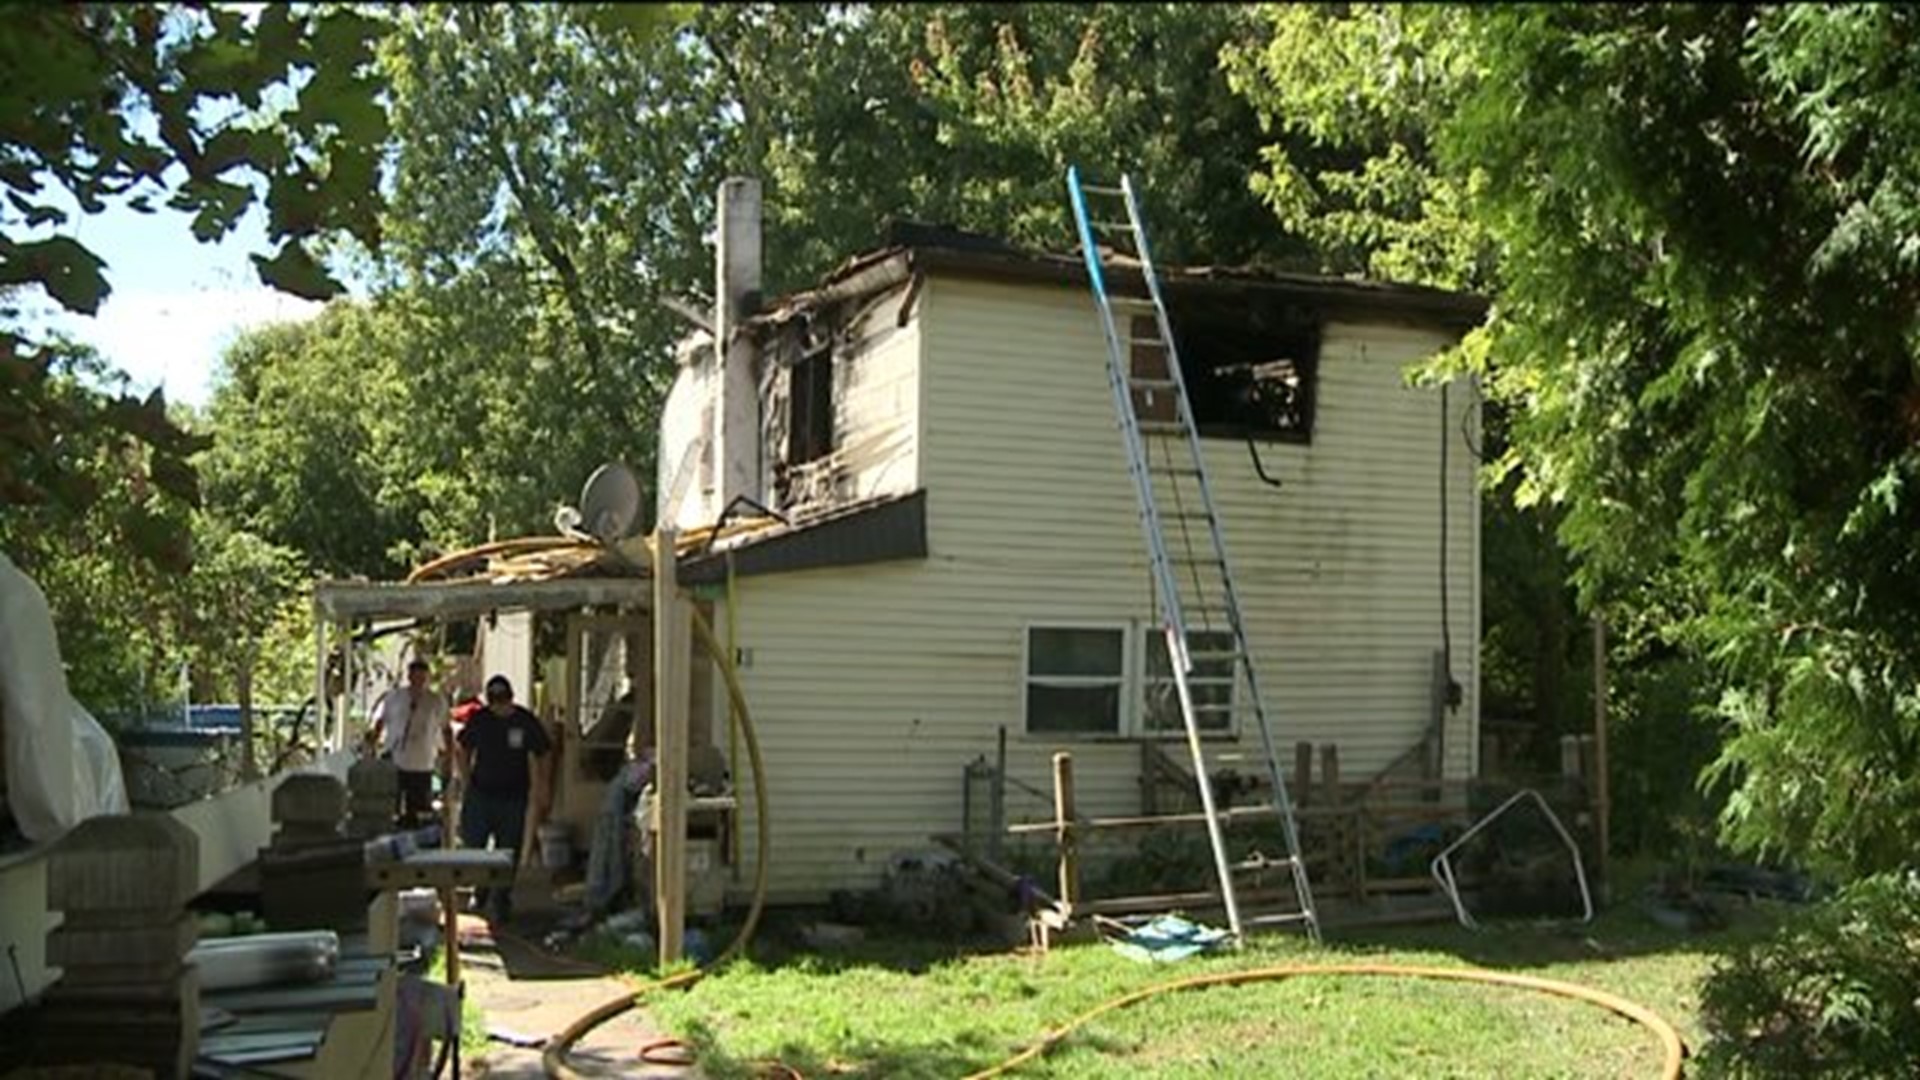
top-left (6, 191), bottom-right (67, 228)
top-left (252, 240), bottom-right (343, 300)
top-left (0, 236), bottom-right (111, 314)
top-left (581, 3), bottom-right (688, 41)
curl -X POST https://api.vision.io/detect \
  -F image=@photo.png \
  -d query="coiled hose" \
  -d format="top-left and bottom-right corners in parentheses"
top-left (542, 606), bottom-right (770, 1080)
top-left (502, 554), bottom-right (1684, 1079)
top-left (962, 962), bottom-right (1686, 1079)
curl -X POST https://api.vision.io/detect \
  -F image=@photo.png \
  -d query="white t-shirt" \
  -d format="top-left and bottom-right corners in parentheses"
top-left (372, 687), bottom-right (449, 772)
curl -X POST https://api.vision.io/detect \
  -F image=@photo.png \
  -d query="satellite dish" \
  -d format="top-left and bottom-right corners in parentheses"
top-left (578, 462), bottom-right (641, 543)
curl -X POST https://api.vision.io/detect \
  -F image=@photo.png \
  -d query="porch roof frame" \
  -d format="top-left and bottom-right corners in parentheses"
top-left (313, 575), bottom-right (652, 623)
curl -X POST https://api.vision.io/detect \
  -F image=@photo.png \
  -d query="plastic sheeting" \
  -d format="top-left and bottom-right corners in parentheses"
top-left (0, 552), bottom-right (129, 842)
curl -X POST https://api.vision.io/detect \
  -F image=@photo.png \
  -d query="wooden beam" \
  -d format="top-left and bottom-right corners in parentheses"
top-left (1053, 752), bottom-right (1080, 911)
top-left (653, 528), bottom-right (690, 966)
top-left (1005, 799), bottom-right (1469, 836)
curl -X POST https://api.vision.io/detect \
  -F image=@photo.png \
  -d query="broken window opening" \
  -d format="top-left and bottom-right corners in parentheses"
top-left (1152, 294), bottom-right (1320, 443)
top-left (788, 340), bottom-right (835, 466)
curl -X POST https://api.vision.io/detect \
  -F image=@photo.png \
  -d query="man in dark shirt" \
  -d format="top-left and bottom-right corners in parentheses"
top-left (455, 674), bottom-right (552, 923)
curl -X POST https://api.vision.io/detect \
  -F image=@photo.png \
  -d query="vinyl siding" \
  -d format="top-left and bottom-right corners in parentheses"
top-left (830, 283), bottom-right (920, 504)
top-left (717, 274), bottom-right (1479, 901)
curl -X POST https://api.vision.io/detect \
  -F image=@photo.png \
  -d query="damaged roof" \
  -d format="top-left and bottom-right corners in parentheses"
top-left (749, 222), bottom-right (1489, 332)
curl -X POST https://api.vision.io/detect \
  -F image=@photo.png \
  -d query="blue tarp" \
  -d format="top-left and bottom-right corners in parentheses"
top-left (1108, 915), bottom-right (1231, 964)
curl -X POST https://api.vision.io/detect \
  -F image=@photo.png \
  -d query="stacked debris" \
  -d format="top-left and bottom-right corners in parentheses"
top-left (345, 756), bottom-right (399, 838)
top-left (35, 813), bottom-right (202, 1077)
top-left (260, 774), bottom-right (368, 932)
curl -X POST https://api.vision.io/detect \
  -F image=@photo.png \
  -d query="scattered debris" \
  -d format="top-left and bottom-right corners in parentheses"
top-left (488, 1025), bottom-right (548, 1049)
top-left (1102, 915), bottom-right (1231, 964)
top-left (1640, 889), bottom-right (1728, 933)
top-left (1702, 863), bottom-right (1819, 904)
top-left (797, 921), bottom-right (866, 951)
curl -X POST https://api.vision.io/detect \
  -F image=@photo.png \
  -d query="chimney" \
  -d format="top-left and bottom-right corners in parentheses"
top-left (713, 177), bottom-right (763, 509)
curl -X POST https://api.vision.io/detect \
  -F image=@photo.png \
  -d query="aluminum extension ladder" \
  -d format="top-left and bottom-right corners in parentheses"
top-left (1066, 166), bottom-right (1320, 944)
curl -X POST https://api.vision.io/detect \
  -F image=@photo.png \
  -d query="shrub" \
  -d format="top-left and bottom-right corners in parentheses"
top-left (1698, 872), bottom-right (1920, 1077)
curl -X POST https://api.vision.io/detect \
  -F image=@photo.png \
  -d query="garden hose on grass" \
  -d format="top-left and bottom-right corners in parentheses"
top-left (543, 606), bottom-right (771, 1080)
top-left (963, 963), bottom-right (1686, 1080)
top-left (497, 558), bottom-right (1684, 1080)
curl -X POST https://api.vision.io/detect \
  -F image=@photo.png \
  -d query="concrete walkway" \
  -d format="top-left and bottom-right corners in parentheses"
top-left (455, 915), bottom-right (697, 1079)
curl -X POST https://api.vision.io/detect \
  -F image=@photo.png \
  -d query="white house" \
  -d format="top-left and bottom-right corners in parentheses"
top-left (657, 182), bottom-right (1487, 903)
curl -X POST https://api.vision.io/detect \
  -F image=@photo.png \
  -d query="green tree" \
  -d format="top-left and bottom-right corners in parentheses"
top-left (370, 4), bottom-right (695, 546)
top-left (0, 342), bottom-right (194, 710)
top-left (200, 305), bottom-right (421, 576)
top-left (1, 4), bottom-right (390, 561)
top-left (1224, 3), bottom-right (1490, 288)
top-left (364, 2), bottom-right (1300, 557)
top-left (176, 514), bottom-right (305, 778)
top-left (1234, 4), bottom-right (1920, 881)
top-left (1444, 4), bottom-right (1920, 879)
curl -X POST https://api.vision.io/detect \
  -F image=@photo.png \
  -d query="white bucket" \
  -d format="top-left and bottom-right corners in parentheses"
top-left (537, 823), bottom-right (572, 870)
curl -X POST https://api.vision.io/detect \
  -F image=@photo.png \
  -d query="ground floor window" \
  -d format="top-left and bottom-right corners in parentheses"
top-left (1025, 625), bottom-right (1128, 734)
top-left (1025, 623), bottom-right (1239, 737)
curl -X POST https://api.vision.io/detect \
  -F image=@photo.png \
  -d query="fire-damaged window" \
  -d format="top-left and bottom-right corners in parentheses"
top-left (788, 341), bottom-right (835, 465)
top-left (1160, 293), bottom-right (1320, 443)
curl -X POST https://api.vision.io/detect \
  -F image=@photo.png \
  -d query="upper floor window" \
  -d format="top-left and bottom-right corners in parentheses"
top-left (788, 341), bottom-right (835, 466)
top-left (1162, 293), bottom-right (1320, 443)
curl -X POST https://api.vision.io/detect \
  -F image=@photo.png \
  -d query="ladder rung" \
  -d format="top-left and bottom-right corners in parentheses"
top-left (1229, 855), bottom-right (1300, 873)
top-left (1123, 336), bottom-right (1167, 348)
top-left (1244, 912), bottom-right (1316, 928)
top-left (1187, 650), bottom-right (1245, 663)
top-left (1177, 604), bottom-right (1236, 616)
top-left (1091, 220), bottom-right (1134, 232)
top-left (1152, 673), bottom-right (1235, 686)
top-left (1129, 377), bottom-right (1177, 390)
top-left (1080, 184), bottom-right (1126, 197)
top-left (1108, 295), bottom-right (1157, 307)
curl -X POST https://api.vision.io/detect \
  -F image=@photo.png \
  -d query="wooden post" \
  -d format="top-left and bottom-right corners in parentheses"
top-left (1052, 752), bottom-right (1080, 912)
top-left (1320, 745), bottom-right (1350, 897)
top-left (313, 612), bottom-right (330, 750)
top-left (1591, 615), bottom-right (1611, 902)
top-left (442, 883), bottom-right (461, 986)
top-left (991, 726), bottom-right (1007, 863)
top-left (654, 529), bottom-right (690, 966)
top-left (1294, 742), bottom-right (1313, 809)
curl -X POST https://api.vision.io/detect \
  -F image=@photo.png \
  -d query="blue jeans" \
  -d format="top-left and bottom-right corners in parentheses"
top-left (459, 788), bottom-right (527, 918)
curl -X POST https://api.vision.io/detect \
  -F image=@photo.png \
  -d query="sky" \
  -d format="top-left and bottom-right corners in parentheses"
top-left (29, 195), bottom-right (331, 409)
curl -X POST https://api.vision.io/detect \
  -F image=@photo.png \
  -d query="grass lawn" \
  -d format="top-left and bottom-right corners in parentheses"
top-left (620, 903), bottom-right (1778, 1079)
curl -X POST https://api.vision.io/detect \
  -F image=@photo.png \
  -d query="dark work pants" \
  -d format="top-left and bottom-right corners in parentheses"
top-left (396, 769), bottom-right (434, 826)
top-left (459, 788), bottom-right (527, 919)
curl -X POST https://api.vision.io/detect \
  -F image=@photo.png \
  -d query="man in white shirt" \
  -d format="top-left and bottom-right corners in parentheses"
top-left (369, 658), bottom-right (451, 827)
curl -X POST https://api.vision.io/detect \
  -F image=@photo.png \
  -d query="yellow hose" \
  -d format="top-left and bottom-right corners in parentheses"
top-left (541, 606), bottom-right (771, 1079)
top-left (504, 552), bottom-right (1685, 1079)
top-left (965, 962), bottom-right (1687, 1080)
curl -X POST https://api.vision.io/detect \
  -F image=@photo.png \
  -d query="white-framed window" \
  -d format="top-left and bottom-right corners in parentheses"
top-left (1024, 623), bottom-right (1240, 738)
top-left (1024, 624), bottom-right (1130, 735)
